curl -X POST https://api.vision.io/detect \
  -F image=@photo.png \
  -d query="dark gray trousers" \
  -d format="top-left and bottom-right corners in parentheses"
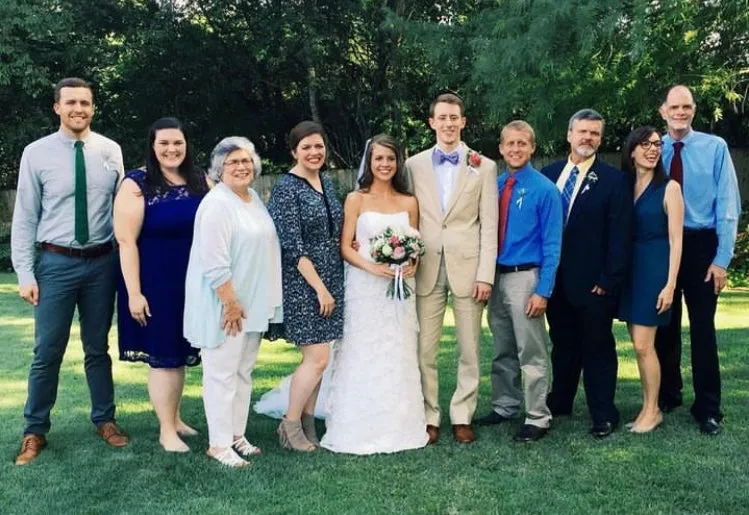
top-left (24, 250), bottom-right (116, 435)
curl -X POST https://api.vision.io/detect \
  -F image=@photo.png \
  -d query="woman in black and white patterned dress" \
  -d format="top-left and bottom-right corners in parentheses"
top-left (267, 121), bottom-right (344, 452)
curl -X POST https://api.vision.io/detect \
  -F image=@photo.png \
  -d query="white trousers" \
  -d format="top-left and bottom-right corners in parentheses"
top-left (202, 331), bottom-right (262, 448)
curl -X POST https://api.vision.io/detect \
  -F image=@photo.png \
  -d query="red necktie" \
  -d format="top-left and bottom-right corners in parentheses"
top-left (498, 175), bottom-right (516, 254)
top-left (670, 141), bottom-right (684, 187)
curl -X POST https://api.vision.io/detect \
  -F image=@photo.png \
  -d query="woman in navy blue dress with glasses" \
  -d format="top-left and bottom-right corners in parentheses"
top-left (114, 117), bottom-right (208, 452)
top-left (618, 126), bottom-right (683, 434)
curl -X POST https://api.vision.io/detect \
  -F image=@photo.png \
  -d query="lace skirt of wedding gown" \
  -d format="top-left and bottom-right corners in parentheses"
top-left (319, 261), bottom-right (429, 454)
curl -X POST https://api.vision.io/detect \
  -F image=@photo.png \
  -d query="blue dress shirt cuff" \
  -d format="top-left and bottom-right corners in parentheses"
top-left (16, 270), bottom-right (37, 288)
top-left (713, 252), bottom-right (732, 270)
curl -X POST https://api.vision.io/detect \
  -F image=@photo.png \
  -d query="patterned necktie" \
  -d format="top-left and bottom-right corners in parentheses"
top-left (437, 149), bottom-right (459, 166)
top-left (670, 141), bottom-right (684, 187)
top-left (74, 140), bottom-right (89, 245)
top-left (561, 166), bottom-right (579, 224)
top-left (498, 175), bottom-right (516, 254)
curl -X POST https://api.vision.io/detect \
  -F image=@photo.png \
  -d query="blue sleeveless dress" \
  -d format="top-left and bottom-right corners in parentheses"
top-left (117, 169), bottom-right (205, 368)
top-left (618, 179), bottom-right (671, 326)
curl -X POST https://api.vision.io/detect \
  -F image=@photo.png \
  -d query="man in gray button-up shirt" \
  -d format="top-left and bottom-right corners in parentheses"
top-left (11, 77), bottom-right (129, 465)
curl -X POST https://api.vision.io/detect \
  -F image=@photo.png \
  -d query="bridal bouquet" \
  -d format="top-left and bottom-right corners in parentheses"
top-left (369, 225), bottom-right (426, 300)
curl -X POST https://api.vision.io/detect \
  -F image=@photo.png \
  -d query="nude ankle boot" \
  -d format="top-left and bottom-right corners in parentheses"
top-left (301, 414), bottom-right (320, 447)
top-left (278, 418), bottom-right (316, 452)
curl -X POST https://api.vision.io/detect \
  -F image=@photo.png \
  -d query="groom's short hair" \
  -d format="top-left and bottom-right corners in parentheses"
top-left (429, 93), bottom-right (465, 117)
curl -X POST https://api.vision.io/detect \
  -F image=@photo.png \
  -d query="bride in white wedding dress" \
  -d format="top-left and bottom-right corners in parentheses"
top-left (255, 135), bottom-right (428, 454)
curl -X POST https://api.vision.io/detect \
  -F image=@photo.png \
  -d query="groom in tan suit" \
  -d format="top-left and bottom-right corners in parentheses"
top-left (405, 93), bottom-right (498, 444)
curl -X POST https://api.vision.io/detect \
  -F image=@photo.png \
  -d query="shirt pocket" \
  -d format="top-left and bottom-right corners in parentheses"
top-left (87, 157), bottom-right (120, 193)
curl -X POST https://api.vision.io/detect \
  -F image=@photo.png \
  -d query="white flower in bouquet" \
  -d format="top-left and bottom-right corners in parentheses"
top-left (381, 244), bottom-right (393, 257)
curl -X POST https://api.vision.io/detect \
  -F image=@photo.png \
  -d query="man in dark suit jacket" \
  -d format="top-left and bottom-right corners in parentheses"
top-left (541, 109), bottom-right (633, 438)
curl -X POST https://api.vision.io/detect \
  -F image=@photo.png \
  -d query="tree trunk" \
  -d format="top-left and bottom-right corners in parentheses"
top-left (305, 40), bottom-right (321, 123)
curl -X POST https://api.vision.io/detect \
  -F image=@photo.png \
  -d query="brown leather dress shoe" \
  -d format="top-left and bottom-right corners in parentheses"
top-left (453, 424), bottom-right (475, 444)
top-left (96, 422), bottom-right (129, 447)
top-left (15, 434), bottom-right (47, 465)
top-left (426, 424), bottom-right (440, 444)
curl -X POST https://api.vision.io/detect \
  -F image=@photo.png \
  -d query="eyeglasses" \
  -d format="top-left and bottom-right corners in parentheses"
top-left (639, 140), bottom-right (664, 150)
top-left (225, 158), bottom-right (253, 168)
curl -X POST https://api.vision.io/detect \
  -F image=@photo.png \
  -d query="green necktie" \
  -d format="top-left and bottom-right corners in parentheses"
top-left (74, 140), bottom-right (89, 245)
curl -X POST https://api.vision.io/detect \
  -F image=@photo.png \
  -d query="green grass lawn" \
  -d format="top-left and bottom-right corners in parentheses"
top-left (1, 272), bottom-right (747, 514)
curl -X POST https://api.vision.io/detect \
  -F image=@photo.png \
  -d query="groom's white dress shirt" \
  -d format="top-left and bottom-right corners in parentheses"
top-left (432, 145), bottom-right (463, 214)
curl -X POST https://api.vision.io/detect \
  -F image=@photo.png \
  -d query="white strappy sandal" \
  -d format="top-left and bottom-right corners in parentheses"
top-left (232, 436), bottom-right (263, 457)
top-left (207, 447), bottom-right (250, 468)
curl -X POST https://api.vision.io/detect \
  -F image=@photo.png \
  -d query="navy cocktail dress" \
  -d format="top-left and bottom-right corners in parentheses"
top-left (618, 179), bottom-right (672, 327)
top-left (117, 169), bottom-right (205, 368)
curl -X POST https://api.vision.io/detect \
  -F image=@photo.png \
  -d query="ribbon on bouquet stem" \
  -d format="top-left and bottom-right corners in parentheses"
top-left (389, 263), bottom-right (406, 300)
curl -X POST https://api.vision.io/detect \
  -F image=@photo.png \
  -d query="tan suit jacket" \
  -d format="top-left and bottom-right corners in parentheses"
top-left (405, 146), bottom-right (498, 297)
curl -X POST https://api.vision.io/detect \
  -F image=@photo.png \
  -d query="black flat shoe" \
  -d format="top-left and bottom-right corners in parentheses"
top-left (590, 421), bottom-right (617, 438)
top-left (513, 424), bottom-right (548, 442)
top-left (474, 411), bottom-right (514, 426)
top-left (699, 417), bottom-right (721, 436)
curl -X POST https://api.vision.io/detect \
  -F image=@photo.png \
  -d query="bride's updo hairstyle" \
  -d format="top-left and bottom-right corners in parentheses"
top-left (358, 133), bottom-right (410, 195)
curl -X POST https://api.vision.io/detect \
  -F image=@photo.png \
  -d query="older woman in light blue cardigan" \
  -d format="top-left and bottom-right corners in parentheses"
top-left (184, 136), bottom-right (282, 468)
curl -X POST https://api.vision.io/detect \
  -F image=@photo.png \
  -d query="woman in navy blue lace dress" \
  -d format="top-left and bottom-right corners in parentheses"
top-left (267, 121), bottom-right (344, 451)
top-left (114, 117), bottom-right (208, 452)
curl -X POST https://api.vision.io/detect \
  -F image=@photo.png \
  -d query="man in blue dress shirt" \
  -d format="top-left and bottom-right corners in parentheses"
top-left (11, 78), bottom-right (128, 465)
top-left (475, 121), bottom-right (562, 442)
top-left (655, 85), bottom-right (742, 435)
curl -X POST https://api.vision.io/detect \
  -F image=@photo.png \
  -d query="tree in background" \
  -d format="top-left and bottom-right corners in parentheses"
top-left (1, 0), bottom-right (747, 186)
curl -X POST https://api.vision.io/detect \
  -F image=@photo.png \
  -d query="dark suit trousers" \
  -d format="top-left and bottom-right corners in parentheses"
top-left (546, 281), bottom-right (620, 425)
top-left (655, 229), bottom-right (721, 422)
top-left (24, 250), bottom-right (117, 435)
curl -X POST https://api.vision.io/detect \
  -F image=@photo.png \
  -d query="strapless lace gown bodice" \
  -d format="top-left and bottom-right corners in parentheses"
top-left (345, 211), bottom-right (416, 304)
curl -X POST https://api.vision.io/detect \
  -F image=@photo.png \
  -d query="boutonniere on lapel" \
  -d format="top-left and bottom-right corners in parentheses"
top-left (466, 150), bottom-right (482, 176)
top-left (580, 170), bottom-right (599, 195)
top-left (515, 187), bottom-right (527, 210)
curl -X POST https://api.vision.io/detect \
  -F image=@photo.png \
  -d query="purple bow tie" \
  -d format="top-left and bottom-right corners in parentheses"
top-left (437, 150), bottom-right (460, 166)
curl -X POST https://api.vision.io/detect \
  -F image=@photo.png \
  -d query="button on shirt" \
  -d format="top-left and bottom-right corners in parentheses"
top-left (497, 163), bottom-right (563, 298)
top-left (431, 145), bottom-right (463, 213)
top-left (11, 129), bottom-right (124, 286)
top-left (554, 154), bottom-right (596, 212)
top-left (661, 130), bottom-right (741, 268)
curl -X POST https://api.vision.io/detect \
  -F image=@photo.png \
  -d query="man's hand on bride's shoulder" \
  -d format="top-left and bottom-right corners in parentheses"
top-left (366, 263), bottom-right (396, 278)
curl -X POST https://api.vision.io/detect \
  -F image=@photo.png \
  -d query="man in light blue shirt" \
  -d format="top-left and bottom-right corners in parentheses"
top-left (11, 78), bottom-right (127, 465)
top-left (655, 85), bottom-right (742, 435)
top-left (475, 121), bottom-right (562, 442)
